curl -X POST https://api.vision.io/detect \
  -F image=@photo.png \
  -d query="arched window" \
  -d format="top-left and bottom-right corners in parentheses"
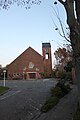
top-left (45, 53), bottom-right (49, 59)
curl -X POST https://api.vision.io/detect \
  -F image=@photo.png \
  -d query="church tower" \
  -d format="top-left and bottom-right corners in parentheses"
top-left (42, 43), bottom-right (52, 78)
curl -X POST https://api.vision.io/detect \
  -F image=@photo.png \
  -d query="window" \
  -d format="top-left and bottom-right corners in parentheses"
top-left (45, 53), bottom-right (49, 59)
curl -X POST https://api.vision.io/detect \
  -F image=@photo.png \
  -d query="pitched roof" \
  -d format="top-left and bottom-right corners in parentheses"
top-left (25, 47), bottom-right (42, 57)
top-left (7, 46), bottom-right (43, 66)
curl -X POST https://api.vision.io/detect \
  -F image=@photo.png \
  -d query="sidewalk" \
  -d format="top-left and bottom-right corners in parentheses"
top-left (33, 85), bottom-right (78, 120)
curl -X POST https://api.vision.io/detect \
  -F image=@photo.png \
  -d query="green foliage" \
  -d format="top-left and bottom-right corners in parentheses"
top-left (52, 68), bottom-right (72, 82)
top-left (50, 86), bottom-right (62, 98)
top-left (64, 61), bottom-right (72, 72)
top-left (41, 79), bottom-right (71, 113)
top-left (60, 71), bottom-right (66, 79)
top-left (73, 109), bottom-right (80, 120)
top-left (52, 69), bottom-right (66, 79)
top-left (65, 72), bottom-right (72, 81)
top-left (0, 86), bottom-right (9, 95)
top-left (63, 61), bottom-right (72, 81)
top-left (56, 80), bottom-right (71, 96)
top-left (41, 96), bottom-right (59, 112)
top-left (52, 69), bottom-right (58, 78)
top-left (56, 79), bottom-right (65, 86)
top-left (55, 70), bottom-right (66, 79)
top-left (55, 71), bottom-right (61, 78)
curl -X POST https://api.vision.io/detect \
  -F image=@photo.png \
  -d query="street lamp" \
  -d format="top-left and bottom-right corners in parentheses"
top-left (3, 70), bottom-right (6, 87)
top-left (23, 71), bottom-right (25, 80)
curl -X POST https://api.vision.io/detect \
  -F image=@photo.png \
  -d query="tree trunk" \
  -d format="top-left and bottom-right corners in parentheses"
top-left (70, 22), bottom-right (80, 106)
top-left (75, 59), bottom-right (80, 106)
top-left (75, 0), bottom-right (80, 23)
top-left (58, 0), bottom-right (80, 107)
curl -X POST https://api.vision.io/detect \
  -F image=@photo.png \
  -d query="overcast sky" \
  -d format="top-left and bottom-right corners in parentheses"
top-left (0, 0), bottom-right (67, 67)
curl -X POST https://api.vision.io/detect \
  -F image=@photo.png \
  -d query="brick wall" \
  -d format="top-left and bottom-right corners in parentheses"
top-left (42, 45), bottom-right (52, 77)
top-left (7, 47), bottom-right (44, 79)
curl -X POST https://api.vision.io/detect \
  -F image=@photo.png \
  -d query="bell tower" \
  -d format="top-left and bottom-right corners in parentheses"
top-left (42, 43), bottom-right (52, 78)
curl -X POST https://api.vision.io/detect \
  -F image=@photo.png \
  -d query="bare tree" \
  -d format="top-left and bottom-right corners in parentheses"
top-left (53, 0), bottom-right (80, 107)
top-left (0, 0), bottom-right (41, 9)
top-left (51, 4), bottom-right (70, 43)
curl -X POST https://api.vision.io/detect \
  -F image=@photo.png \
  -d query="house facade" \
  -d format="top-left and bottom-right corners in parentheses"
top-left (7, 43), bottom-right (52, 80)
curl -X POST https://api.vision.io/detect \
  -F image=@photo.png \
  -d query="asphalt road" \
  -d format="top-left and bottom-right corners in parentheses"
top-left (0, 79), bottom-right (57, 120)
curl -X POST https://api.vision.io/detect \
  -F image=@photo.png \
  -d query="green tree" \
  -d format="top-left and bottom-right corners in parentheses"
top-left (64, 61), bottom-right (72, 72)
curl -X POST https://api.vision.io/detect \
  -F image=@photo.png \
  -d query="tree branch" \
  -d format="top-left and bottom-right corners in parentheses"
top-left (58, 0), bottom-right (65, 6)
top-left (51, 5), bottom-right (70, 43)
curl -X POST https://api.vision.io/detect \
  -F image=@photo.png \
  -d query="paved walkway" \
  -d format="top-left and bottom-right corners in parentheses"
top-left (33, 85), bottom-right (78, 120)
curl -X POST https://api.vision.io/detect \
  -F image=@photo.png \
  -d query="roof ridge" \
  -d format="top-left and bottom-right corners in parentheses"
top-left (7, 46), bottom-right (43, 67)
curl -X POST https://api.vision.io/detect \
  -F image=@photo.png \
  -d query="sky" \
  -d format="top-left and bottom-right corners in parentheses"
top-left (0, 0), bottom-right (67, 67)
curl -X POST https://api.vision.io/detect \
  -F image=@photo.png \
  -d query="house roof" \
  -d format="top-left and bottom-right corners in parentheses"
top-left (20, 46), bottom-right (43, 59)
top-left (7, 46), bottom-right (43, 67)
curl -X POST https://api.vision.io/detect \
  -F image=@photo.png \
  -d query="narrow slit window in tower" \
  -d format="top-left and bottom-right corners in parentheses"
top-left (45, 53), bottom-right (49, 59)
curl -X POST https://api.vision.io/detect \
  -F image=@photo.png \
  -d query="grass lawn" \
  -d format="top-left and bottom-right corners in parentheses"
top-left (0, 86), bottom-right (9, 95)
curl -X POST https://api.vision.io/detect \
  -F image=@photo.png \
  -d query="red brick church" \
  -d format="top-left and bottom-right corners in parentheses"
top-left (7, 43), bottom-right (52, 80)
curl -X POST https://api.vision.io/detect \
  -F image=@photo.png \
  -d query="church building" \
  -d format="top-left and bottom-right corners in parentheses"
top-left (7, 43), bottom-right (52, 80)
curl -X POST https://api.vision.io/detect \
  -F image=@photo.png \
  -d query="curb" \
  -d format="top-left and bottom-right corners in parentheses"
top-left (0, 88), bottom-right (10, 96)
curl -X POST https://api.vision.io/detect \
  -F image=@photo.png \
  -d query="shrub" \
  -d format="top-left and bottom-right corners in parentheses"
top-left (65, 72), bottom-right (72, 81)
top-left (41, 80), bottom-right (71, 113)
top-left (60, 71), bottom-right (66, 80)
top-left (56, 80), bottom-right (71, 96)
top-left (50, 86), bottom-right (62, 98)
top-left (52, 69), bottom-right (62, 78)
top-left (53, 70), bottom-right (67, 80)
top-left (41, 96), bottom-right (59, 112)
top-left (73, 109), bottom-right (80, 120)
top-left (55, 70), bottom-right (61, 78)
top-left (56, 79), bottom-right (65, 86)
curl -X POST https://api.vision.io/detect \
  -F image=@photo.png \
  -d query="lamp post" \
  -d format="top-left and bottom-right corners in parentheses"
top-left (23, 71), bottom-right (25, 80)
top-left (3, 70), bottom-right (6, 87)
